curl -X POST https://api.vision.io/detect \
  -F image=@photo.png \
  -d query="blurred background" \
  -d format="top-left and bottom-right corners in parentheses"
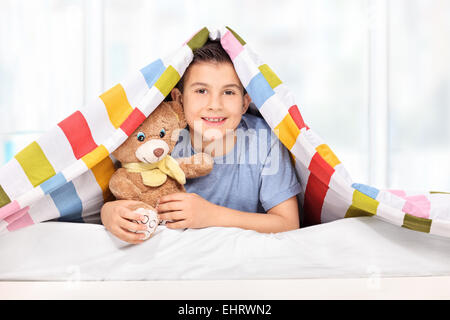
top-left (0, 0), bottom-right (449, 192)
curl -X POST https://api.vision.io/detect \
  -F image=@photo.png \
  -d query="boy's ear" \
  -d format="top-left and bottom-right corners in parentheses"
top-left (171, 88), bottom-right (182, 104)
top-left (169, 100), bottom-right (187, 129)
top-left (242, 93), bottom-right (251, 114)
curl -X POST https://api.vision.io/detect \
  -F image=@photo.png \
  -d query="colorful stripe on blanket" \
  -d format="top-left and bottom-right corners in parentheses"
top-left (1, 26), bottom-right (449, 237)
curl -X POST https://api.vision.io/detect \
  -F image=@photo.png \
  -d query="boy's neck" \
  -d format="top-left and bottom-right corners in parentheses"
top-left (190, 130), bottom-right (237, 158)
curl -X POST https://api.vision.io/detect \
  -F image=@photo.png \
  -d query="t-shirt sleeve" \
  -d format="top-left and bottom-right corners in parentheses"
top-left (259, 132), bottom-right (302, 212)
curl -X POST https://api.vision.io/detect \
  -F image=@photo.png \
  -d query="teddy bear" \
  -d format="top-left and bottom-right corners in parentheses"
top-left (108, 100), bottom-right (214, 239)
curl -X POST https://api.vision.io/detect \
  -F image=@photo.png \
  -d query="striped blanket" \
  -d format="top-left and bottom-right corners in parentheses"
top-left (1, 26), bottom-right (449, 237)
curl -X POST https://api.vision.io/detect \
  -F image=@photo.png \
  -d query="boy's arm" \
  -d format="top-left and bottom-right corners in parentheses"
top-left (212, 196), bottom-right (299, 233)
top-left (157, 193), bottom-right (299, 233)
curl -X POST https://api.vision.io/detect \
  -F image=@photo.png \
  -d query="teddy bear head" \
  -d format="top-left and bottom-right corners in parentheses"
top-left (112, 101), bottom-right (187, 164)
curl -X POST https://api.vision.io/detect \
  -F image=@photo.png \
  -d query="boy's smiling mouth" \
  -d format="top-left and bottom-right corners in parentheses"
top-left (201, 116), bottom-right (227, 126)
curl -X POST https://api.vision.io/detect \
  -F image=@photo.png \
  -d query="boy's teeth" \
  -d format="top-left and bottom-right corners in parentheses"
top-left (204, 117), bottom-right (225, 122)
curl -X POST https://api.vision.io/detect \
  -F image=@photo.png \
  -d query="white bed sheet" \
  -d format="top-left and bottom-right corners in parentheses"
top-left (1, 216), bottom-right (450, 281)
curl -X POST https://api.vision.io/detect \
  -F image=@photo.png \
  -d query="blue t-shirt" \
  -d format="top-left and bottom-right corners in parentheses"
top-left (171, 113), bottom-right (301, 213)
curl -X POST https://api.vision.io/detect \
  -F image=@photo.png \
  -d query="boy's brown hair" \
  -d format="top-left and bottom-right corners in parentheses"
top-left (170, 40), bottom-right (246, 97)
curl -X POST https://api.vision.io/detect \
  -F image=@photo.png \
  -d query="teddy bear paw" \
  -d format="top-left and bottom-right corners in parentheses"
top-left (132, 207), bottom-right (160, 240)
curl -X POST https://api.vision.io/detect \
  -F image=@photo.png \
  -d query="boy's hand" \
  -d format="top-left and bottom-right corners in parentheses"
top-left (100, 200), bottom-right (150, 244)
top-left (157, 193), bottom-right (217, 229)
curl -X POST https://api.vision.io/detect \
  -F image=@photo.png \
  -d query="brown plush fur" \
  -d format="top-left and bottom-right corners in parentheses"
top-left (109, 101), bottom-right (214, 209)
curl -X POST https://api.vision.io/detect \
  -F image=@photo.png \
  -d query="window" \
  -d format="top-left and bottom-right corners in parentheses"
top-left (389, 0), bottom-right (450, 191)
top-left (1, 0), bottom-right (448, 191)
top-left (0, 0), bottom-right (83, 161)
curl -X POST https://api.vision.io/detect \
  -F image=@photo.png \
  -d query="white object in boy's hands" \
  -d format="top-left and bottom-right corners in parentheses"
top-left (132, 207), bottom-right (159, 240)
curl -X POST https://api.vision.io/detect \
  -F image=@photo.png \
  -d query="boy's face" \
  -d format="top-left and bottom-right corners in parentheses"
top-left (171, 61), bottom-right (251, 142)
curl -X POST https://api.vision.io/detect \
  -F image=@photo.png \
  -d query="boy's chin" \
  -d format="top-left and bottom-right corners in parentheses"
top-left (202, 131), bottom-right (225, 142)
top-left (195, 128), bottom-right (234, 142)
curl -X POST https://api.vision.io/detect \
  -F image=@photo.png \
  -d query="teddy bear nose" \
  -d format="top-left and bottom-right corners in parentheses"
top-left (153, 148), bottom-right (164, 157)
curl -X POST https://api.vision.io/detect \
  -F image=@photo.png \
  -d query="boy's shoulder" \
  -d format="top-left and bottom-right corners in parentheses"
top-left (236, 113), bottom-right (279, 161)
top-left (241, 112), bottom-right (272, 132)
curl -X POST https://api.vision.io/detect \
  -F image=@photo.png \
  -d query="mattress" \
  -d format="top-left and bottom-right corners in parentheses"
top-left (1, 216), bottom-right (450, 281)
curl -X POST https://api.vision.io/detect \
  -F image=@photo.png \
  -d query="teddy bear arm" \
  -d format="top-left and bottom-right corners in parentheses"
top-left (109, 168), bottom-right (142, 201)
top-left (176, 153), bottom-right (213, 179)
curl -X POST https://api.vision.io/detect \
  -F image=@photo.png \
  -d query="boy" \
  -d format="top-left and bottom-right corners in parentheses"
top-left (101, 40), bottom-right (301, 244)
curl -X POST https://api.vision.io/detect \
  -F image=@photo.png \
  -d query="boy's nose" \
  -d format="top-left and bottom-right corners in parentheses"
top-left (207, 103), bottom-right (222, 110)
top-left (208, 95), bottom-right (223, 110)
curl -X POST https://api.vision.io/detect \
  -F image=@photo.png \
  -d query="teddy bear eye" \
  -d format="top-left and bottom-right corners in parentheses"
top-left (159, 129), bottom-right (166, 138)
top-left (137, 132), bottom-right (146, 142)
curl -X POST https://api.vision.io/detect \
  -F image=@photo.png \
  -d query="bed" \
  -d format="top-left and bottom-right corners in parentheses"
top-left (1, 216), bottom-right (450, 299)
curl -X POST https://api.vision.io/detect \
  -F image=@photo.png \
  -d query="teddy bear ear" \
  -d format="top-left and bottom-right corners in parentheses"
top-left (168, 100), bottom-right (187, 129)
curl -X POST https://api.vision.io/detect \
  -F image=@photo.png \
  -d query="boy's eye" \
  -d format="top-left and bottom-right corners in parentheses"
top-left (196, 89), bottom-right (207, 94)
top-left (159, 128), bottom-right (166, 138)
top-left (137, 132), bottom-right (146, 142)
top-left (224, 90), bottom-right (236, 95)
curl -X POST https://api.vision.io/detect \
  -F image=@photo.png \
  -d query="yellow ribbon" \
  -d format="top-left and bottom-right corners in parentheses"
top-left (122, 155), bottom-right (186, 187)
